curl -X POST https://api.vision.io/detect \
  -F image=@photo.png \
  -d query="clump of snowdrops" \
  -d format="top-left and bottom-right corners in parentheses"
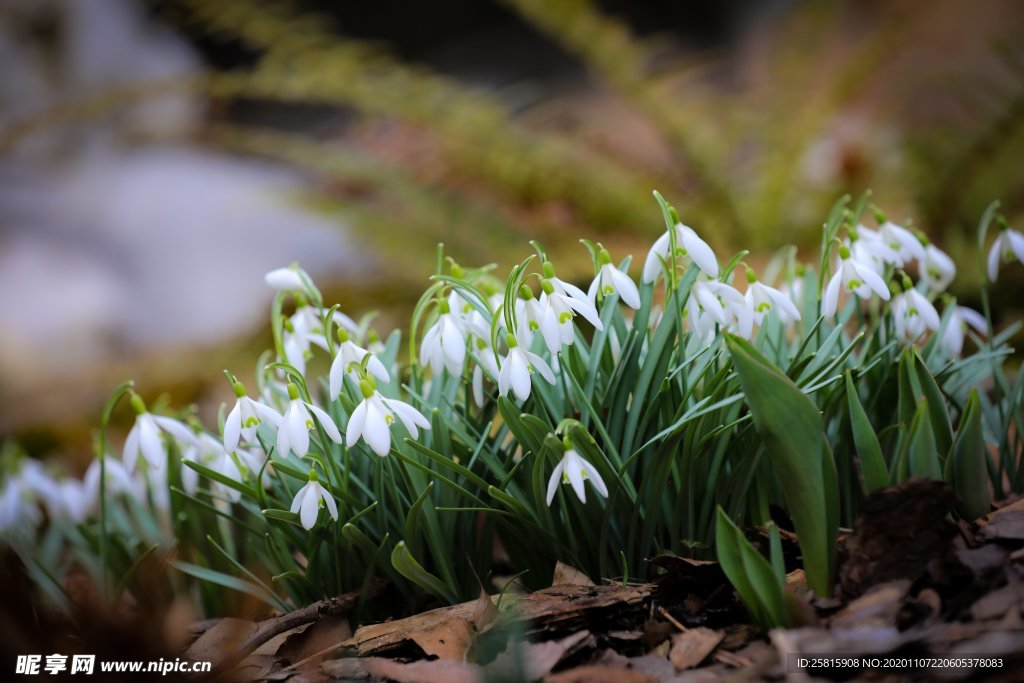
top-left (3, 192), bottom-right (1022, 626)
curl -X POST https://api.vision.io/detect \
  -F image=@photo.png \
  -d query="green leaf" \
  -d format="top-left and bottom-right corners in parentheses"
top-left (844, 372), bottom-right (888, 492)
top-left (913, 352), bottom-right (954, 456)
top-left (390, 541), bottom-right (457, 603)
top-left (947, 390), bottom-right (992, 520)
top-left (908, 399), bottom-right (942, 479)
top-left (725, 335), bottom-right (837, 597)
top-left (172, 561), bottom-right (285, 610)
top-left (715, 508), bottom-right (788, 629)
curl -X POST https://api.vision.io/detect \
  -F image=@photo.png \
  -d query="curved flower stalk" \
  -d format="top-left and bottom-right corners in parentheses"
top-left (498, 333), bottom-right (556, 402)
top-left (987, 221), bottom-right (1024, 282)
top-left (290, 471), bottom-right (338, 530)
top-left (919, 241), bottom-right (956, 292)
top-left (589, 247), bottom-right (641, 309)
top-left (277, 384), bottom-right (343, 459)
top-left (744, 268), bottom-right (801, 326)
top-left (346, 377), bottom-right (430, 457)
top-left (643, 222), bottom-right (720, 283)
top-left (940, 304), bottom-right (988, 357)
top-left (890, 278), bottom-right (940, 342)
top-left (546, 442), bottom-right (609, 505)
top-left (822, 245), bottom-right (891, 318)
top-left (420, 298), bottom-right (467, 377)
top-left (224, 380), bottom-right (283, 453)
top-left (330, 327), bottom-right (391, 398)
top-left (123, 394), bottom-right (195, 473)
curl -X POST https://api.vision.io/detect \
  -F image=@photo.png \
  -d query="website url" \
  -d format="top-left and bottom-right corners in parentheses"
top-left (15, 655), bottom-right (212, 676)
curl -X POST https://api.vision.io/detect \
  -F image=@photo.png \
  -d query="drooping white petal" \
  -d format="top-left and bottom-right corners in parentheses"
top-left (265, 267), bottom-right (304, 291)
top-left (509, 351), bottom-right (532, 402)
top-left (138, 415), bottom-right (165, 469)
top-left (987, 239), bottom-right (1003, 282)
top-left (679, 225), bottom-right (720, 277)
top-left (857, 262), bottom-right (891, 300)
top-left (546, 458), bottom-right (567, 505)
top-left (822, 271), bottom-right (842, 318)
top-left (958, 306), bottom-right (988, 334)
top-left (577, 457), bottom-right (609, 498)
top-left (363, 400), bottom-right (393, 456)
top-left (565, 453), bottom-right (587, 503)
top-left (306, 403), bottom-right (343, 443)
top-left (300, 483), bottom-right (321, 529)
top-left (346, 400), bottom-right (368, 448)
top-left (123, 422), bottom-right (141, 472)
top-left (223, 403), bottom-right (242, 453)
top-left (525, 350), bottom-right (557, 385)
top-left (320, 484), bottom-right (338, 521)
top-left (290, 484), bottom-right (308, 514)
top-left (285, 402), bottom-right (311, 458)
top-left (642, 231), bottom-right (671, 283)
top-left (609, 266), bottom-right (641, 309)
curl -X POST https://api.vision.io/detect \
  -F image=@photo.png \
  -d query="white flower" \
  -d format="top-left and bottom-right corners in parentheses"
top-left (290, 475), bottom-right (338, 530)
top-left (265, 264), bottom-right (322, 304)
top-left (123, 397), bottom-right (196, 473)
top-left (84, 456), bottom-right (139, 509)
top-left (744, 270), bottom-right (801, 326)
top-left (207, 449), bottom-right (250, 502)
top-left (329, 331), bottom-right (390, 399)
top-left (277, 386), bottom-right (343, 459)
top-left (987, 226), bottom-right (1024, 282)
top-left (0, 473), bottom-right (42, 536)
top-left (878, 220), bottom-right (925, 266)
top-left (47, 480), bottom-right (89, 524)
top-left (420, 302), bottom-right (466, 377)
top-left (181, 432), bottom-right (224, 494)
top-left (546, 448), bottom-right (609, 505)
top-left (940, 305), bottom-right (988, 357)
top-left (890, 286), bottom-right (940, 341)
top-left (515, 290), bottom-right (551, 350)
top-left (224, 382), bottom-right (283, 453)
top-left (498, 336), bottom-right (557, 402)
top-left (920, 243), bottom-right (956, 292)
top-left (687, 278), bottom-right (753, 339)
top-left (588, 249), bottom-right (641, 309)
top-left (643, 222), bottom-right (719, 283)
top-left (822, 246), bottom-right (891, 318)
top-left (346, 383), bottom-right (431, 457)
top-left (472, 343), bottom-right (503, 408)
top-left (847, 226), bottom-right (896, 273)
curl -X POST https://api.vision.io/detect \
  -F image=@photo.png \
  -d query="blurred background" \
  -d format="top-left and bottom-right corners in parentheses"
top-left (2, 0), bottom-right (1023, 469)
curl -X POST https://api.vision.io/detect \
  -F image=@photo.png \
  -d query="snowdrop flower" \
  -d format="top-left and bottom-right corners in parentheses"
top-left (643, 222), bottom-right (719, 283)
top-left (420, 298), bottom-right (467, 377)
top-left (472, 340), bottom-right (503, 408)
top-left (687, 278), bottom-right (753, 339)
top-left (498, 333), bottom-right (557, 402)
top-left (822, 245), bottom-right (891, 318)
top-left (329, 327), bottom-right (390, 398)
top-left (0, 473), bottom-right (42, 536)
top-left (890, 279), bottom-right (940, 342)
top-left (206, 449), bottom-right (251, 503)
top-left (84, 456), bottom-right (139, 509)
top-left (224, 380), bottom-right (283, 453)
top-left (265, 263), bottom-right (321, 303)
top-left (588, 248), bottom-right (641, 309)
top-left (47, 479), bottom-right (89, 525)
top-left (546, 444), bottom-right (608, 505)
top-left (878, 218), bottom-right (925, 267)
top-left (277, 384), bottom-right (343, 459)
top-left (180, 432), bottom-right (223, 495)
top-left (919, 241), bottom-right (956, 292)
top-left (290, 471), bottom-right (338, 530)
top-left (987, 221), bottom-right (1024, 282)
top-left (515, 287), bottom-right (550, 349)
top-left (847, 225), bottom-right (896, 274)
top-left (744, 268), bottom-right (801, 326)
top-left (346, 377), bottom-right (431, 457)
top-left (541, 262), bottom-right (604, 332)
top-left (123, 394), bottom-right (196, 473)
top-left (940, 304), bottom-right (988, 357)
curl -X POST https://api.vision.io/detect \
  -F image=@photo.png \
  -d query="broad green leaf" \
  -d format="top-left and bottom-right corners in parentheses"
top-left (844, 372), bottom-right (888, 492)
top-left (908, 400), bottom-right (941, 479)
top-left (725, 335), bottom-right (837, 596)
top-left (715, 508), bottom-right (788, 629)
top-left (390, 541), bottom-right (457, 603)
top-left (947, 390), bottom-right (992, 520)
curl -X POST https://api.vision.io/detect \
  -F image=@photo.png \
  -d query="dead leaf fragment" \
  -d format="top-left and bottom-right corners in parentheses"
top-left (277, 615), bottom-right (352, 670)
top-left (669, 627), bottom-right (724, 671)
top-left (553, 561), bottom-right (595, 587)
top-left (546, 664), bottom-right (653, 683)
top-left (185, 617), bottom-right (258, 663)
top-left (409, 616), bottom-right (475, 661)
top-left (471, 588), bottom-right (498, 631)
top-left (364, 657), bottom-right (481, 683)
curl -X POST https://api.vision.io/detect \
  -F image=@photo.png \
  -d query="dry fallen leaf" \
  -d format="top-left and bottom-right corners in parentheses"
top-left (553, 561), bottom-right (596, 587)
top-left (185, 617), bottom-right (258, 664)
top-left (409, 616), bottom-right (475, 661)
top-left (364, 656), bottom-right (481, 683)
top-left (546, 664), bottom-right (654, 683)
top-left (276, 615), bottom-right (352, 669)
top-left (471, 588), bottom-right (498, 631)
top-left (668, 627), bottom-right (724, 671)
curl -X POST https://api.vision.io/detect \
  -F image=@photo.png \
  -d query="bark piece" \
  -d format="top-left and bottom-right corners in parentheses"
top-left (409, 616), bottom-right (475, 661)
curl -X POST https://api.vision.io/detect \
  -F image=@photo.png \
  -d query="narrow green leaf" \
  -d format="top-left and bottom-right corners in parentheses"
top-left (844, 372), bottom-right (888, 492)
